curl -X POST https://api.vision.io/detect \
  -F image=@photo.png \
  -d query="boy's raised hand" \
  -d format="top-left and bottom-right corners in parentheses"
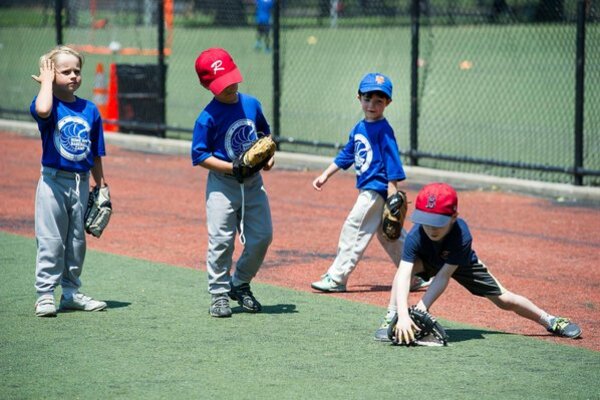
top-left (31, 58), bottom-right (55, 84)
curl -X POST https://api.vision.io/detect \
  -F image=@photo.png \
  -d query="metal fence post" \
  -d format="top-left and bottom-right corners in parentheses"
top-left (273, 0), bottom-right (281, 149)
top-left (55, 0), bottom-right (63, 45)
top-left (157, 0), bottom-right (166, 138)
top-left (409, 0), bottom-right (421, 166)
top-left (574, 0), bottom-right (586, 185)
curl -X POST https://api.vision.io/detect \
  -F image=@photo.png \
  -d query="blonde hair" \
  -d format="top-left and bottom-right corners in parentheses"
top-left (39, 45), bottom-right (84, 68)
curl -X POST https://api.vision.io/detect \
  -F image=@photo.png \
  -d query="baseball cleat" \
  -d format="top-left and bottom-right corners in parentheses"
top-left (35, 294), bottom-right (57, 317)
top-left (410, 276), bottom-right (432, 292)
top-left (311, 274), bottom-right (347, 293)
top-left (547, 317), bottom-right (582, 339)
top-left (374, 315), bottom-right (394, 342)
top-left (229, 283), bottom-right (262, 313)
top-left (59, 293), bottom-right (107, 312)
top-left (209, 294), bottom-right (232, 317)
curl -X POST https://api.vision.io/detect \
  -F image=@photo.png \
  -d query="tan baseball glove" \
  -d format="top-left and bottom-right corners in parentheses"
top-left (382, 190), bottom-right (407, 241)
top-left (232, 136), bottom-right (276, 183)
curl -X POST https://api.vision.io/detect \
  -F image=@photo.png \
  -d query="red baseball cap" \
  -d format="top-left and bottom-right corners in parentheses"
top-left (195, 48), bottom-right (243, 95)
top-left (411, 182), bottom-right (458, 227)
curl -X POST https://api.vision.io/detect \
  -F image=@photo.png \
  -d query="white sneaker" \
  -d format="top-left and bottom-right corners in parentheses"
top-left (311, 274), bottom-right (347, 292)
top-left (410, 276), bottom-right (432, 292)
top-left (60, 293), bottom-right (107, 312)
top-left (35, 294), bottom-right (57, 317)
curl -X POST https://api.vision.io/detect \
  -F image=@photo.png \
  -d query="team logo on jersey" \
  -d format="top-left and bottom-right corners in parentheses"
top-left (225, 119), bottom-right (258, 159)
top-left (54, 116), bottom-right (91, 162)
top-left (354, 134), bottom-right (372, 175)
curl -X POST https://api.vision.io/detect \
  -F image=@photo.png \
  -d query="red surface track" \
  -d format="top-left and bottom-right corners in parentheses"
top-left (1, 131), bottom-right (598, 351)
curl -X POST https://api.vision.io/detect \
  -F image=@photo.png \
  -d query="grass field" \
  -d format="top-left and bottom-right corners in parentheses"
top-left (1, 231), bottom-right (599, 399)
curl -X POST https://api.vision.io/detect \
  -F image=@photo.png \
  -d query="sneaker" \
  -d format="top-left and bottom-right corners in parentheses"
top-left (311, 274), bottom-right (346, 293)
top-left (209, 294), bottom-right (232, 318)
top-left (35, 294), bottom-right (57, 317)
top-left (229, 283), bottom-right (262, 313)
top-left (547, 317), bottom-right (582, 339)
top-left (374, 315), bottom-right (394, 342)
top-left (410, 276), bottom-right (432, 292)
top-left (59, 293), bottom-right (107, 312)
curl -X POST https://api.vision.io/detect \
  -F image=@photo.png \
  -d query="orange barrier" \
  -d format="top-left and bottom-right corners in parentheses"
top-left (92, 63), bottom-right (108, 118)
top-left (103, 63), bottom-right (119, 132)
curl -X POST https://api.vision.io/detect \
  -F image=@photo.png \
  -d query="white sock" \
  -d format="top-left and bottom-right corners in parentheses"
top-left (539, 313), bottom-right (556, 328)
top-left (385, 308), bottom-right (397, 322)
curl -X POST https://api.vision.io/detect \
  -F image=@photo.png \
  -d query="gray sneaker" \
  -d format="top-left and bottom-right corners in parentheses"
top-left (35, 294), bottom-right (57, 317)
top-left (209, 294), bottom-right (232, 318)
top-left (374, 315), bottom-right (394, 342)
top-left (311, 274), bottom-right (346, 293)
top-left (60, 293), bottom-right (107, 312)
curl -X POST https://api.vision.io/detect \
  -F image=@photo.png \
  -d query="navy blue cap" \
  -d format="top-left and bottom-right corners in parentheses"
top-left (358, 73), bottom-right (393, 99)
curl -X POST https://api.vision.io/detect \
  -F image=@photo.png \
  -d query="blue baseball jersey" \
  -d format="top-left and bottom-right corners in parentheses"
top-left (334, 118), bottom-right (406, 198)
top-left (30, 96), bottom-right (106, 173)
top-left (191, 93), bottom-right (270, 165)
top-left (256, 0), bottom-right (274, 25)
top-left (403, 218), bottom-right (479, 268)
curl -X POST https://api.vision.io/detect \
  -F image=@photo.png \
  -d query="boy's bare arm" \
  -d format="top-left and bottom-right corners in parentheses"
top-left (199, 156), bottom-right (237, 174)
top-left (393, 260), bottom-right (419, 344)
top-left (312, 162), bottom-right (340, 191)
top-left (91, 156), bottom-right (106, 187)
top-left (417, 263), bottom-right (458, 311)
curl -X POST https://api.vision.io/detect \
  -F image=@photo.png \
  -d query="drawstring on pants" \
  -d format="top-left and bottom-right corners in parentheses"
top-left (238, 183), bottom-right (246, 245)
top-left (75, 173), bottom-right (81, 196)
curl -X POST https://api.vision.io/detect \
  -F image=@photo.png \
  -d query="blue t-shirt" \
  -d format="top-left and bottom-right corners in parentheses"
top-left (403, 218), bottom-right (479, 268)
top-left (30, 96), bottom-right (106, 173)
top-left (191, 93), bottom-right (270, 165)
top-left (333, 118), bottom-right (406, 198)
top-left (256, 0), bottom-right (273, 25)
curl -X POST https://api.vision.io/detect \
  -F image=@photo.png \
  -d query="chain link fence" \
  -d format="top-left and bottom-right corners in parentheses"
top-left (0, 0), bottom-right (598, 185)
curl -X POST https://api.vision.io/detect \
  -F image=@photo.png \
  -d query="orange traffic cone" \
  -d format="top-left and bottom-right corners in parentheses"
top-left (93, 63), bottom-right (108, 118)
top-left (104, 63), bottom-right (119, 132)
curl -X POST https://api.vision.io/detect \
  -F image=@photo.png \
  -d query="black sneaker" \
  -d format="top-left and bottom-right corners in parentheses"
top-left (547, 317), bottom-right (582, 339)
top-left (229, 283), bottom-right (262, 313)
top-left (209, 294), bottom-right (232, 318)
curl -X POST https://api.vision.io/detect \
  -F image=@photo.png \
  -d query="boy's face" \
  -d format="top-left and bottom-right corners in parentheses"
top-left (358, 92), bottom-right (391, 122)
top-left (421, 215), bottom-right (457, 242)
top-left (214, 83), bottom-right (239, 104)
top-left (52, 53), bottom-right (81, 96)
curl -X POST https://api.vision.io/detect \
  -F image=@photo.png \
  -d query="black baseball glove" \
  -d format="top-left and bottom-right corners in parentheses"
top-left (232, 136), bottom-right (276, 183)
top-left (387, 306), bottom-right (449, 346)
top-left (382, 190), bottom-right (407, 241)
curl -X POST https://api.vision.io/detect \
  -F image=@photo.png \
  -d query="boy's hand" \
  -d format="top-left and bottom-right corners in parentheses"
top-left (312, 174), bottom-right (328, 191)
top-left (392, 311), bottom-right (418, 345)
top-left (31, 58), bottom-right (55, 84)
top-left (262, 156), bottom-right (275, 171)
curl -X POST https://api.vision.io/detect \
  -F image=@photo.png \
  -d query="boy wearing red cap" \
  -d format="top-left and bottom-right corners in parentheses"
top-left (192, 48), bottom-right (274, 318)
top-left (377, 182), bottom-right (582, 342)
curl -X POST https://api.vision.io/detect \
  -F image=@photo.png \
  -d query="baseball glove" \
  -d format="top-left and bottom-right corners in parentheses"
top-left (232, 136), bottom-right (276, 183)
top-left (387, 306), bottom-right (449, 346)
top-left (84, 185), bottom-right (112, 238)
top-left (382, 190), bottom-right (407, 241)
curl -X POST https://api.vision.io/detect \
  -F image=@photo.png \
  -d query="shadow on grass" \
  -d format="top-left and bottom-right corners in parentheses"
top-left (231, 303), bottom-right (298, 314)
top-left (105, 300), bottom-right (132, 309)
top-left (445, 328), bottom-right (509, 343)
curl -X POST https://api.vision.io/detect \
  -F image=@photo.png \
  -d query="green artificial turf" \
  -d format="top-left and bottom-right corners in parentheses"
top-left (1, 231), bottom-right (598, 399)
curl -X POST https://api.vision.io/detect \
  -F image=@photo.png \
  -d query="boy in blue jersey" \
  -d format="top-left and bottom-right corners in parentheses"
top-left (192, 48), bottom-right (274, 318)
top-left (255, 0), bottom-right (274, 52)
top-left (30, 46), bottom-right (109, 317)
top-left (383, 182), bottom-right (582, 343)
top-left (311, 73), bottom-right (428, 304)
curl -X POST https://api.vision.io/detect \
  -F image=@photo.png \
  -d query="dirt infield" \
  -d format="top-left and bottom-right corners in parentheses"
top-left (1, 131), bottom-right (598, 351)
